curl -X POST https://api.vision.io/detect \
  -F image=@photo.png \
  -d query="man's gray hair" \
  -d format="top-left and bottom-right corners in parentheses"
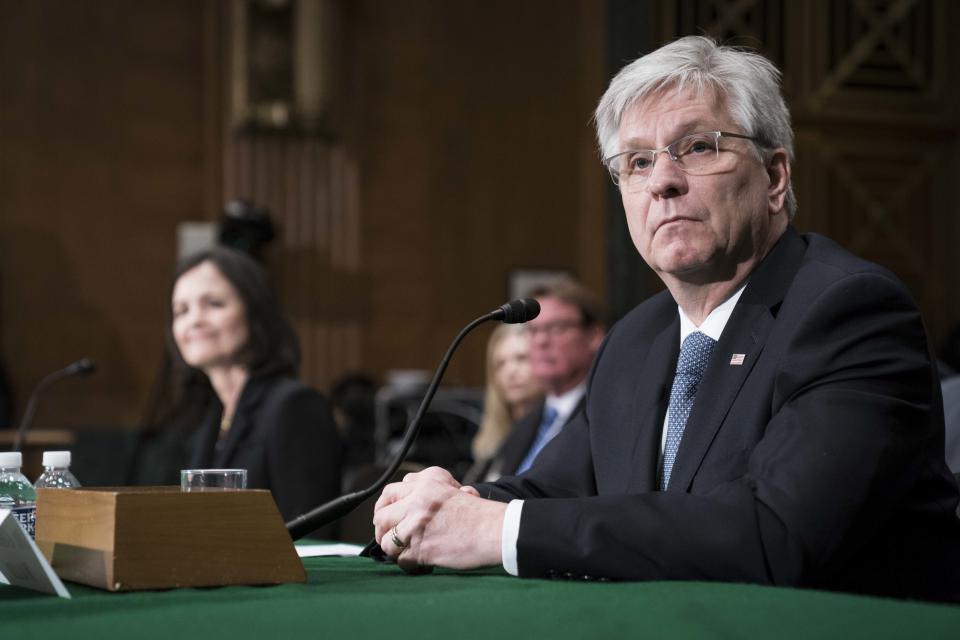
top-left (594, 36), bottom-right (797, 218)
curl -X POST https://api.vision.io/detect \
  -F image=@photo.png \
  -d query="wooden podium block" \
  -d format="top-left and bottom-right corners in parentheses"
top-left (35, 487), bottom-right (306, 591)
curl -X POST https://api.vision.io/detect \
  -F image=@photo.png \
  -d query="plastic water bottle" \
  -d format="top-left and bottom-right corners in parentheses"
top-left (0, 451), bottom-right (38, 539)
top-left (35, 450), bottom-right (82, 489)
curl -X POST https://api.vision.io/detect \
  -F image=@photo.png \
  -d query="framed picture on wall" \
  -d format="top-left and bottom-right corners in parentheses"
top-left (230, 0), bottom-right (340, 135)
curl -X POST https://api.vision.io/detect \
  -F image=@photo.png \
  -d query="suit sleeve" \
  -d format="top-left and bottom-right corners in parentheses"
top-left (266, 386), bottom-right (343, 527)
top-left (504, 272), bottom-right (945, 585)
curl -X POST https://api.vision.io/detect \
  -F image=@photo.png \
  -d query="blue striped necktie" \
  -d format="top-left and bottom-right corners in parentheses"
top-left (661, 331), bottom-right (716, 490)
top-left (516, 406), bottom-right (560, 474)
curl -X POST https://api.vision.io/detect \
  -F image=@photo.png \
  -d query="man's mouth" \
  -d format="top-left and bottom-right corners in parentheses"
top-left (656, 217), bottom-right (698, 233)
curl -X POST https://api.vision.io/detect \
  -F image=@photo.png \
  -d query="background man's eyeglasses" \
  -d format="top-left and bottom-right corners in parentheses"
top-left (523, 320), bottom-right (584, 338)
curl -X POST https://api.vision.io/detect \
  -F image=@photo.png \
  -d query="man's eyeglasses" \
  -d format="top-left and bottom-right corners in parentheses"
top-left (523, 320), bottom-right (584, 338)
top-left (603, 131), bottom-right (761, 192)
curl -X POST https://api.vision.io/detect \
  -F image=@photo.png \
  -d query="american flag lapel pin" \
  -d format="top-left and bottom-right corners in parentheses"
top-left (729, 353), bottom-right (746, 366)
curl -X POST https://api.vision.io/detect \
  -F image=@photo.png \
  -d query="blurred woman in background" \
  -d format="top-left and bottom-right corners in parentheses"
top-left (167, 246), bottom-right (341, 530)
top-left (464, 324), bottom-right (542, 483)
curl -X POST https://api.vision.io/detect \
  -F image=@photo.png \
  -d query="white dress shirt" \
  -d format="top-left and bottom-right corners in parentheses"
top-left (539, 382), bottom-right (587, 446)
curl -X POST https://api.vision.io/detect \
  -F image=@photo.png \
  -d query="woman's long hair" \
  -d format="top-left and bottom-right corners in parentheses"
top-left (472, 325), bottom-right (539, 460)
top-left (153, 246), bottom-right (300, 429)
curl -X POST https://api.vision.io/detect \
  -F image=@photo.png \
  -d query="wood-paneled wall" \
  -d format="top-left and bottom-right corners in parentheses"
top-left (4, 0), bottom-right (959, 434)
top-left (655, 0), bottom-right (960, 347)
top-left (0, 0), bottom-right (222, 428)
top-left (0, 0), bottom-right (606, 430)
top-left (228, 0), bottom-right (607, 391)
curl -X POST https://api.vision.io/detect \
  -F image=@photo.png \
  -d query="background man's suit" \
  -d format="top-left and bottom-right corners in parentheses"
top-left (481, 398), bottom-right (586, 480)
top-left (190, 374), bottom-right (342, 530)
top-left (479, 227), bottom-right (960, 601)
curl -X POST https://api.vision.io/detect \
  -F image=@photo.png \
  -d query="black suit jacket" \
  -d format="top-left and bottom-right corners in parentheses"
top-left (189, 375), bottom-right (343, 528)
top-left (484, 397), bottom-right (586, 480)
top-left (479, 228), bottom-right (960, 600)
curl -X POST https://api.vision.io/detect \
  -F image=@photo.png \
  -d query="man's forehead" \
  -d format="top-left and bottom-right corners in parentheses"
top-left (618, 86), bottom-right (730, 143)
top-left (534, 296), bottom-right (582, 320)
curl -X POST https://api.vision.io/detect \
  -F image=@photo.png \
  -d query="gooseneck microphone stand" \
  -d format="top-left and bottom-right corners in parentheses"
top-left (285, 298), bottom-right (539, 540)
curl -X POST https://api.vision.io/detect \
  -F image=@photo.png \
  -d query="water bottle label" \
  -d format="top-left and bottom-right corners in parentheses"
top-left (11, 506), bottom-right (36, 539)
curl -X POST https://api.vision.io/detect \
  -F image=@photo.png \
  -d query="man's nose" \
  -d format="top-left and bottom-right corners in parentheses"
top-left (527, 333), bottom-right (550, 352)
top-left (645, 151), bottom-right (688, 199)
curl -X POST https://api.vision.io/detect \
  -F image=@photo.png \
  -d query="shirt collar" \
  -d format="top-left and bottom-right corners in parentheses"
top-left (546, 382), bottom-right (586, 424)
top-left (678, 281), bottom-right (748, 344)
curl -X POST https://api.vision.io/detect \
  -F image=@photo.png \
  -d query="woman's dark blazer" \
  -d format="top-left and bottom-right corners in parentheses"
top-left (188, 374), bottom-right (342, 527)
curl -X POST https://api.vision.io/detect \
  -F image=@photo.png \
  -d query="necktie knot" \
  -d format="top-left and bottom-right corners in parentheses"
top-left (542, 406), bottom-right (559, 428)
top-left (676, 331), bottom-right (716, 378)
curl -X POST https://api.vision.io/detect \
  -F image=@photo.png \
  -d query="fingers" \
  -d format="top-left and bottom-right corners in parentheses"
top-left (371, 467), bottom-right (468, 572)
top-left (403, 466), bottom-right (460, 487)
top-left (372, 497), bottom-right (406, 546)
top-left (373, 478), bottom-right (416, 513)
top-left (375, 467), bottom-right (462, 514)
top-left (379, 519), bottom-right (410, 558)
top-left (459, 485), bottom-right (480, 497)
top-left (374, 503), bottom-right (432, 573)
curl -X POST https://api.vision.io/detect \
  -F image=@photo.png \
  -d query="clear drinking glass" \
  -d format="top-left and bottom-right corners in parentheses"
top-left (180, 468), bottom-right (247, 491)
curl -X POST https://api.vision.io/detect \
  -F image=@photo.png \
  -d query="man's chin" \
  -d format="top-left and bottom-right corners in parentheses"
top-left (656, 252), bottom-right (711, 277)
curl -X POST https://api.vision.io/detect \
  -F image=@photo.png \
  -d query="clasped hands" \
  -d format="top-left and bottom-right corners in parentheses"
top-left (373, 466), bottom-right (507, 573)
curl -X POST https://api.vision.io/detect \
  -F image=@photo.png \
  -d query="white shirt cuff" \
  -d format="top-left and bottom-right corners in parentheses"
top-left (501, 499), bottom-right (523, 576)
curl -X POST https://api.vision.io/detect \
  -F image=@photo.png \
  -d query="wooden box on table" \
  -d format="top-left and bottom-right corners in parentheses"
top-left (35, 486), bottom-right (305, 591)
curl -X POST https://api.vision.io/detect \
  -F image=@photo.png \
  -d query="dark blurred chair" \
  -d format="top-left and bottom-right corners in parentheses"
top-left (330, 373), bottom-right (378, 473)
top-left (374, 384), bottom-right (482, 481)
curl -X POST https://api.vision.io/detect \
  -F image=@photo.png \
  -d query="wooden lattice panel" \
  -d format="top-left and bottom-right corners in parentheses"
top-left (658, 0), bottom-right (787, 70)
top-left (654, 0), bottom-right (960, 345)
top-left (798, 0), bottom-right (951, 122)
top-left (795, 127), bottom-right (950, 335)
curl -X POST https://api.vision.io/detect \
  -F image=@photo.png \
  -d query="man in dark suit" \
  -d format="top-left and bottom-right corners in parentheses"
top-left (478, 278), bottom-right (605, 481)
top-left (372, 36), bottom-right (960, 600)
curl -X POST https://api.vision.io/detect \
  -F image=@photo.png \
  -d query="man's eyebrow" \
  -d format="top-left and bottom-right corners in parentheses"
top-left (618, 120), bottom-right (719, 150)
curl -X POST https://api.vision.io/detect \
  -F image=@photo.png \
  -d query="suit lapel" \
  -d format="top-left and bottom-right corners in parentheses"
top-left (667, 227), bottom-right (808, 493)
top-left (666, 298), bottom-right (772, 492)
top-left (622, 316), bottom-right (679, 493)
top-left (500, 405), bottom-right (543, 476)
top-left (213, 376), bottom-right (268, 467)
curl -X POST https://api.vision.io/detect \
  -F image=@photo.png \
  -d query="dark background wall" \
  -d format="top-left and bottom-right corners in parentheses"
top-left (0, 0), bottom-right (605, 430)
top-left (0, 0), bottom-right (957, 436)
top-left (0, 1), bottom-right (222, 428)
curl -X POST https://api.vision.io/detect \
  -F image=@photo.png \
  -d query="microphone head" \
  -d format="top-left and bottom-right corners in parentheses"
top-left (67, 358), bottom-right (96, 376)
top-left (497, 298), bottom-right (540, 324)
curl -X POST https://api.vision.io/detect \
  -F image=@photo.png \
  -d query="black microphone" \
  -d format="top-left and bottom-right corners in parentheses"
top-left (13, 358), bottom-right (96, 452)
top-left (285, 298), bottom-right (541, 540)
top-left (495, 298), bottom-right (540, 324)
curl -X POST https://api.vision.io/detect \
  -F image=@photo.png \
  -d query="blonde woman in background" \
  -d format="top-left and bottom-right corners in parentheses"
top-left (465, 324), bottom-right (543, 482)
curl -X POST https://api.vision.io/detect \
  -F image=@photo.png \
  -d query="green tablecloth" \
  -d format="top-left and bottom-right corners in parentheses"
top-left (3, 556), bottom-right (959, 639)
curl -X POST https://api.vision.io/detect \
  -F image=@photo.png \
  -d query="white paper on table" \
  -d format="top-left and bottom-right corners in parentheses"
top-left (0, 509), bottom-right (71, 598)
top-left (296, 543), bottom-right (365, 558)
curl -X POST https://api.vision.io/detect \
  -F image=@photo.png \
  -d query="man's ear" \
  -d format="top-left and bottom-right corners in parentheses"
top-left (766, 149), bottom-right (790, 215)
